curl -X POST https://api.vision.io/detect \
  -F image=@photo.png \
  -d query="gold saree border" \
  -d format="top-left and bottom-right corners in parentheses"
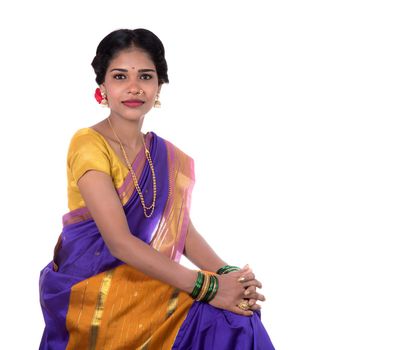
top-left (151, 140), bottom-right (195, 262)
top-left (65, 264), bottom-right (193, 350)
top-left (89, 269), bottom-right (114, 349)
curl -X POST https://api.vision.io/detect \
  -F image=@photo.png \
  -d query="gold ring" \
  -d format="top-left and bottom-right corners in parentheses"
top-left (237, 299), bottom-right (250, 311)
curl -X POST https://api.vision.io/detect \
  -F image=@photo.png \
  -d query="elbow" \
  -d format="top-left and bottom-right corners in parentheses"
top-left (106, 236), bottom-right (132, 260)
top-left (108, 244), bottom-right (123, 260)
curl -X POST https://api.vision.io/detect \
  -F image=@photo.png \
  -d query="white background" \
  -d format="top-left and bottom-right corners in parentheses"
top-left (0, 0), bottom-right (419, 349)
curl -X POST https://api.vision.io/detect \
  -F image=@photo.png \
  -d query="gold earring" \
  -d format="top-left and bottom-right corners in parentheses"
top-left (154, 94), bottom-right (161, 108)
top-left (101, 90), bottom-right (108, 107)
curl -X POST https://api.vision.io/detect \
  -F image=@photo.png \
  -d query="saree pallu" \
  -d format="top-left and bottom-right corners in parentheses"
top-left (39, 132), bottom-right (275, 349)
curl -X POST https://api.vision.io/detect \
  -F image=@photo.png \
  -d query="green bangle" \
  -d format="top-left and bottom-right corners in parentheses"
top-left (202, 275), bottom-right (216, 302)
top-left (216, 265), bottom-right (240, 275)
top-left (190, 271), bottom-right (204, 299)
top-left (205, 275), bottom-right (219, 302)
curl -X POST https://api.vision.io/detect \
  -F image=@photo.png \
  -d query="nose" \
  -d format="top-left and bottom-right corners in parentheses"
top-left (128, 81), bottom-right (144, 96)
top-left (128, 87), bottom-right (144, 95)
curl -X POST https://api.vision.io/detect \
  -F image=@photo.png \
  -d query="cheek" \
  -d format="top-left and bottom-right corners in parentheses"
top-left (106, 85), bottom-right (123, 100)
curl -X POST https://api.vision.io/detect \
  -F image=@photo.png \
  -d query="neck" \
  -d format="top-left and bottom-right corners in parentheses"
top-left (107, 115), bottom-right (145, 149)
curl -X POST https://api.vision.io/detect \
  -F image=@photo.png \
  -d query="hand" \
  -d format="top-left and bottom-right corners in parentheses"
top-left (239, 267), bottom-right (266, 312)
top-left (209, 266), bottom-right (253, 316)
top-left (209, 265), bottom-right (265, 316)
top-left (244, 286), bottom-right (265, 312)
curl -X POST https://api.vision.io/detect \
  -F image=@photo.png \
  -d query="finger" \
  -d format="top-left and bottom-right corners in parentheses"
top-left (247, 298), bottom-right (262, 309)
top-left (238, 272), bottom-right (255, 282)
top-left (245, 291), bottom-right (263, 300)
top-left (249, 303), bottom-right (262, 311)
top-left (236, 265), bottom-right (252, 276)
top-left (241, 279), bottom-right (262, 289)
top-left (255, 293), bottom-right (266, 302)
top-left (238, 264), bottom-right (251, 271)
top-left (243, 286), bottom-right (256, 297)
top-left (247, 299), bottom-right (262, 311)
top-left (244, 290), bottom-right (266, 301)
top-left (232, 306), bottom-right (254, 317)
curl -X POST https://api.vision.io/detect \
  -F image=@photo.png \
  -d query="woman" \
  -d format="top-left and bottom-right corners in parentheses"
top-left (39, 28), bottom-right (275, 349)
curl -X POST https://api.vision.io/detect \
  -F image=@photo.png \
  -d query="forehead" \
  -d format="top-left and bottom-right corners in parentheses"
top-left (108, 48), bottom-right (155, 70)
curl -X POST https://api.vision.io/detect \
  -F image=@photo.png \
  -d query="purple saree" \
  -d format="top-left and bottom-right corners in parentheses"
top-left (39, 131), bottom-right (275, 349)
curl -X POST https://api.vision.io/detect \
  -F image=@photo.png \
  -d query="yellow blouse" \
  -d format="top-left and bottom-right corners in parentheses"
top-left (66, 128), bottom-right (130, 211)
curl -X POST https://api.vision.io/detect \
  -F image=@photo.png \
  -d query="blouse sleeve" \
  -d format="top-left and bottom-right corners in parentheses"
top-left (67, 130), bottom-right (111, 183)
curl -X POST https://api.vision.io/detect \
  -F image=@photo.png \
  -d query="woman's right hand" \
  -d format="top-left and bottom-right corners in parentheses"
top-left (209, 266), bottom-right (264, 316)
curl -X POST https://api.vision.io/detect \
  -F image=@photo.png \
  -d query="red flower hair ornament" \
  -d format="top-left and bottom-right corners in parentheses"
top-left (95, 88), bottom-right (108, 106)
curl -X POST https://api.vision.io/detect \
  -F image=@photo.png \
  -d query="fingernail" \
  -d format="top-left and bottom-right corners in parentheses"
top-left (244, 290), bottom-right (250, 296)
top-left (238, 277), bottom-right (245, 282)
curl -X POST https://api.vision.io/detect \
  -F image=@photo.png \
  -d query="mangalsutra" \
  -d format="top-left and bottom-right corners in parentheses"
top-left (107, 117), bottom-right (157, 218)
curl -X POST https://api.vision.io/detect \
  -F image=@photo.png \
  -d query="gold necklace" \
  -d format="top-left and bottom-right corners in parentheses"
top-left (107, 117), bottom-right (157, 218)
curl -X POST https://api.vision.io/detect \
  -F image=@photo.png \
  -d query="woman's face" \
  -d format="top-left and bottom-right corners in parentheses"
top-left (101, 48), bottom-right (160, 121)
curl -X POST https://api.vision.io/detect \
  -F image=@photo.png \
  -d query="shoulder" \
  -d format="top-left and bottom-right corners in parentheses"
top-left (68, 128), bottom-right (109, 154)
top-left (67, 128), bottom-right (112, 181)
top-left (70, 128), bottom-right (106, 148)
top-left (69, 127), bottom-right (106, 145)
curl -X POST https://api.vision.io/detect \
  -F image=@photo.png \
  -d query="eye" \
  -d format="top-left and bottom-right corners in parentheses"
top-left (113, 74), bottom-right (126, 80)
top-left (140, 74), bottom-right (153, 80)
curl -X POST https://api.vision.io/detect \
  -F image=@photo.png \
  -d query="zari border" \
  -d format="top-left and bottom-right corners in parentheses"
top-left (88, 269), bottom-right (115, 349)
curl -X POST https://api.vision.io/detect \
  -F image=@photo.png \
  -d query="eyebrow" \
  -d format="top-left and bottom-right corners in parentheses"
top-left (110, 68), bottom-right (156, 73)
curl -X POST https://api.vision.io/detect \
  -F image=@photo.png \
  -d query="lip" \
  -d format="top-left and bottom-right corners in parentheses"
top-left (122, 99), bottom-right (145, 107)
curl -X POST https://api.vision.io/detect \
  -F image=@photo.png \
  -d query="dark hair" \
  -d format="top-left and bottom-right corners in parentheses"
top-left (91, 28), bottom-right (169, 85)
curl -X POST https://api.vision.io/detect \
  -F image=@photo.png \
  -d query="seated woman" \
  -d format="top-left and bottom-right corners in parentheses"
top-left (39, 28), bottom-right (275, 349)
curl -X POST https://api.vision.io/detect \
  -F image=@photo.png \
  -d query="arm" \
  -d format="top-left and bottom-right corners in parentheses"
top-left (78, 170), bottom-right (197, 293)
top-left (184, 220), bottom-right (266, 311)
top-left (78, 170), bottom-right (257, 315)
top-left (183, 220), bottom-right (227, 272)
